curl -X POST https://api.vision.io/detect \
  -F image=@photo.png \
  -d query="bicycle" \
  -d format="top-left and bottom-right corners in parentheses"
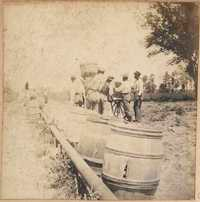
top-left (108, 94), bottom-right (131, 121)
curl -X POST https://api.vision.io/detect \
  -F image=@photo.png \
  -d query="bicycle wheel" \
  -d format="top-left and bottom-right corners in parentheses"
top-left (121, 101), bottom-right (133, 121)
top-left (119, 101), bottom-right (126, 119)
top-left (111, 101), bottom-right (118, 117)
top-left (111, 100), bottom-right (123, 118)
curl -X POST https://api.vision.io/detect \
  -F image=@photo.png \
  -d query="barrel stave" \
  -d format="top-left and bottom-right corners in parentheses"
top-left (78, 114), bottom-right (110, 175)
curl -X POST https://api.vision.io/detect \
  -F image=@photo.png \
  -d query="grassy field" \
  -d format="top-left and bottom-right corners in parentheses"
top-left (142, 101), bottom-right (196, 199)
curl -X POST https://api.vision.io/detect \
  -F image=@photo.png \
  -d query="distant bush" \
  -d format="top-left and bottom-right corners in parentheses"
top-left (143, 90), bottom-right (195, 102)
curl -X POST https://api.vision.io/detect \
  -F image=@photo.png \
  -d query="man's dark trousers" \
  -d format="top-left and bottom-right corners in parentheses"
top-left (122, 94), bottom-right (132, 122)
top-left (133, 96), bottom-right (142, 121)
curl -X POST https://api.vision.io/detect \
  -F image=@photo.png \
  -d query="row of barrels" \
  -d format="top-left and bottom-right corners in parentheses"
top-left (68, 107), bottom-right (164, 199)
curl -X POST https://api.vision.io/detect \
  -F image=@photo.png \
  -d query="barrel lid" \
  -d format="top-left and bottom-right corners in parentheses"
top-left (110, 126), bottom-right (163, 139)
top-left (109, 119), bottom-right (163, 134)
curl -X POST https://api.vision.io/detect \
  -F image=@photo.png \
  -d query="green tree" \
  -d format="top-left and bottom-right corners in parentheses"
top-left (142, 75), bottom-right (148, 84)
top-left (145, 74), bottom-right (157, 93)
top-left (149, 74), bottom-right (155, 83)
top-left (159, 71), bottom-right (171, 93)
top-left (171, 70), bottom-right (180, 91)
top-left (163, 71), bottom-right (171, 85)
top-left (142, 75), bottom-right (148, 92)
top-left (144, 2), bottom-right (199, 95)
top-left (177, 64), bottom-right (194, 90)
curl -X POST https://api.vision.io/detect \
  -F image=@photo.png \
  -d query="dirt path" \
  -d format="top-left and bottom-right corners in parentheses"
top-left (1, 101), bottom-right (55, 199)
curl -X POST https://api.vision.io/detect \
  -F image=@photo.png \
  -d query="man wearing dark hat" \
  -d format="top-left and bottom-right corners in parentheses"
top-left (132, 71), bottom-right (143, 122)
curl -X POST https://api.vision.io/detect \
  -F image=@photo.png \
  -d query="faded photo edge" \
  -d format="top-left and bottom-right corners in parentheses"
top-left (0, 0), bottom-right (199, 201)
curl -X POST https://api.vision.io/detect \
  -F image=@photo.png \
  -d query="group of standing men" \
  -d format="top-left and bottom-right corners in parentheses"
top-left (70, 67), bottom-right (143, 122)
top-left (114, 71), bottom-right (143, 122)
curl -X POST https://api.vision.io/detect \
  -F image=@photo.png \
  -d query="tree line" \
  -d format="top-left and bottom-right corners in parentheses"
top-left (142, 68), bottom-right (194, 94)
top-left (143, 2), bottom-right (198, 97)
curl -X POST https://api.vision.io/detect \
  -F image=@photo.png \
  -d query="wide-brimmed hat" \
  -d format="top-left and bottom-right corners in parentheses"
top-left (122, 73), bottom-right (129, 79)
top-left (97, 67), bottom-right (105, 73)
top-left (107, 76), bottom-right (114, 80)
top-left (70, 75), bottom-right (76, 80)
top-left (134, 71), bottom-right (141, 77)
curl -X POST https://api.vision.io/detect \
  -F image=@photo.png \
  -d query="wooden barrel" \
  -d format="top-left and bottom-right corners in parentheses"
top-left (78, 114), bottom-right (110, 176)
top-left (102, 121), bottom-right (163, 199)
top-left (66, 107), bottom-right (96, 145)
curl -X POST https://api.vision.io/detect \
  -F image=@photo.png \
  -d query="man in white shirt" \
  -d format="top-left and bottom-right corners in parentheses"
top-left (131, 71), bottom-right (143, 122)
top-left (87, 67), bottom-right (106, 114)
top-left (115, 74), bottom-right (132, 122)
top-left (70, 75), bottom-right (85, 107)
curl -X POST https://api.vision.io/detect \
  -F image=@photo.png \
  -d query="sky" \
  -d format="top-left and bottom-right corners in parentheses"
top-left (4, 1), bottom-right (178, 92)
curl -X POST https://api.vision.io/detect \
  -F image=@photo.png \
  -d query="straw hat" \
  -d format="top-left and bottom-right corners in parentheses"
top-left (134, 71), bottom-right (141, 77)
top-left (122, 73), bottom-right (129, 79)
top-left (97, 67), bottom-right (105, 73)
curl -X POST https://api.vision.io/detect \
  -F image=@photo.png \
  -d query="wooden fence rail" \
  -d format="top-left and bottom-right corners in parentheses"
top-left (40, 112), bottom-right (117, 200)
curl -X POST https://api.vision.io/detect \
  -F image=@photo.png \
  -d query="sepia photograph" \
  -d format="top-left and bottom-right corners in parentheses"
top-left (0, 0), bottom-right (199, 200)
